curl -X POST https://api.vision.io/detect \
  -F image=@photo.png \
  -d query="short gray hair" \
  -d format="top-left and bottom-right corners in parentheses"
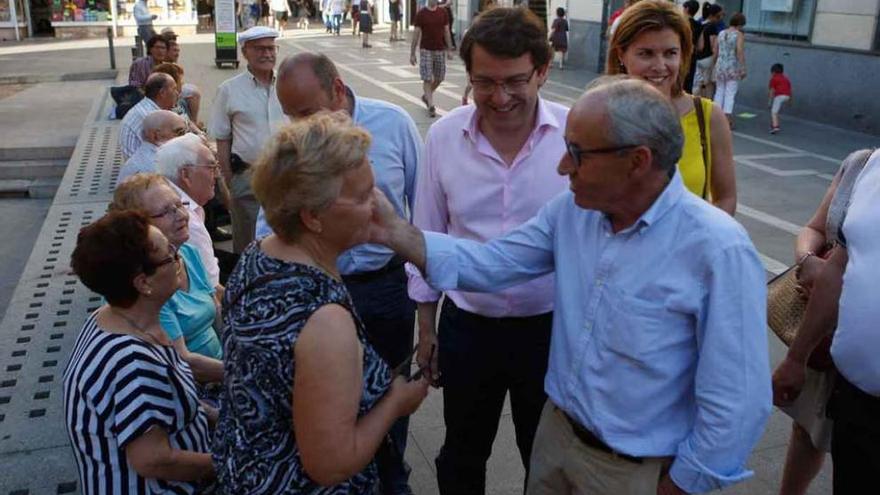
top-left (155, 133), bottom-right (204, 183)
top-left (587, 77), bottom-right (683, 175)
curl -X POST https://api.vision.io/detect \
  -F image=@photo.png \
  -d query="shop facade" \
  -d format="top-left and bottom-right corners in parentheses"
top-left (0, 0), bottom-right (196, 40)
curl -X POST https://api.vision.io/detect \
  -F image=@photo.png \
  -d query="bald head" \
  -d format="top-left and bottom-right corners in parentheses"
top-left (573, 77), bottom-right (682, 174)
top-left (144, 72), bottom-right (179, 110)
top-left (141, 110), bottom-right (186, 146)
top-left (276, 52), bottom-right (347, 118)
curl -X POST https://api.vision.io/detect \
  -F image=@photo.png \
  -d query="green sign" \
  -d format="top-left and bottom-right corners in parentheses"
top-left (216, 32), bottom-right (236, 49)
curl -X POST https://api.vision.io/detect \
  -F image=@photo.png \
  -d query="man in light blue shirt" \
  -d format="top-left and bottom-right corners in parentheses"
top-left (255, 52), bottom-right (421, 495)
top-left (369, 78), bottom-right (772, 494)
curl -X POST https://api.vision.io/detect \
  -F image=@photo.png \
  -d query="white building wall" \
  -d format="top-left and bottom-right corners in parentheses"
top-left (812, 0), bottom-right (879, 50)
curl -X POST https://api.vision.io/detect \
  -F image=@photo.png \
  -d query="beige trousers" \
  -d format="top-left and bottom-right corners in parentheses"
top-left (229, 168), bottom-right (259, 254)
top-left (526, 401), bottom-right (671, 495)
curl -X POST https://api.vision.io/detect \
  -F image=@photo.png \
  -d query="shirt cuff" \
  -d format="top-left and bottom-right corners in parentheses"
top-left (669, 445), bottom-right (753, 494)
top-left (405, 263), bottom-right (440, 302)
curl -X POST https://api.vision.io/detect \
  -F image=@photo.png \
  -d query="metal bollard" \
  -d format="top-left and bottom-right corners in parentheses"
top-left (107, 27), bottom-right (117, 70)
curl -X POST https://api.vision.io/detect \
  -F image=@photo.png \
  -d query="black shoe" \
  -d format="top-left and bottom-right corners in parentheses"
top-left (428, 106), bottom-right (436, 118)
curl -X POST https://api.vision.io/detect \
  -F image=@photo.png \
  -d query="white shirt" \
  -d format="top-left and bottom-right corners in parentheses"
top-left (270, 0), bottom-right (289, 13)
top-left (133, 0), bottom-right (153, 25)
top-left (119, 97), bottom-right (160, 161)
top-left (117, 142), bottom-right (158, 186)
top-left (207, 70), bottom-right (288, 165)
top-left (168, 182), bottom-right (221, 288)
top-left (832, 149), bottom-right (880, 395)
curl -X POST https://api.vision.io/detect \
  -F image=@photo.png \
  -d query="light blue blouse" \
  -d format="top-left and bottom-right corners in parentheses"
top-left (160, 243), bottom-right (222, 360)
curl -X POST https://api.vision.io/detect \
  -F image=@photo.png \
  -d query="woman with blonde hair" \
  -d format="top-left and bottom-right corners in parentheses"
top-left (212, 112), bottom-right (428, 494)
top-left (606, 0), bottom-right (736, 215)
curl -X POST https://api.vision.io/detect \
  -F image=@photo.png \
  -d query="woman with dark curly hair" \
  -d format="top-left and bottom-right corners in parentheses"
top-left (64, 210), bottom-right (214, 494)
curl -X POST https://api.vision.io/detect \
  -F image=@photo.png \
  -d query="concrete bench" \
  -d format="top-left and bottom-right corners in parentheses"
top-left (0, 88), bottom-right (120, 494)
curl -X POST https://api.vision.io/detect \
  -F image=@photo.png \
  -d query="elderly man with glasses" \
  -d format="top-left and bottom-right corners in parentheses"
top-left (376, 76), bottom-right (772, 495)
top-left (406, 8), bottom-right (568, 494)
top-left (155, 133), bottom-right (223, 290)
top-left (208, 26), bottom-right (288, 254)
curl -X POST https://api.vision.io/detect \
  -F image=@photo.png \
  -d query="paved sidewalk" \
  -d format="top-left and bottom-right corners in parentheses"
top-left (2, 26), bottom-right (876, 494)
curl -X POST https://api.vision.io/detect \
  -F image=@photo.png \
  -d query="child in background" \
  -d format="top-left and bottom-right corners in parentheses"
top-left (768, 63), bottom-right (792, 134)
top-left (549, 7), bottom-right (569, 70)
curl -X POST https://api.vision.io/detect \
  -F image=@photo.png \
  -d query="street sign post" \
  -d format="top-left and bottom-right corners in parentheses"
top-left (214, 0), bottom-right (239, 68)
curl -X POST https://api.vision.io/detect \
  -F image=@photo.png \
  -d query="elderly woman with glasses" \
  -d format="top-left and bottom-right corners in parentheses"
top-left (111, 174), bottom-right (225, 387)
top-left (65, 210), bottom-right (214, 494)
top-left (212, 112), bottom-right (429, 494)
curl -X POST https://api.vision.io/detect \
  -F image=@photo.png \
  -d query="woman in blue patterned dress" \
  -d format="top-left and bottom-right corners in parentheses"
top-left (212, 112), bottom-right (429, 494)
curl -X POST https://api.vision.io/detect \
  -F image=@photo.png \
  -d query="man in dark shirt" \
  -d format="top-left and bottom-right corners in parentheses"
top-left (410, 0), bottom-right (454, 118)
top-left (682, 0), bottom-right (702, 93)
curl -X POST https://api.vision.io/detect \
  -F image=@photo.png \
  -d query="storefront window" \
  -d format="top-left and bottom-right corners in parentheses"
top-left (116, 0), bottom-right (192, 22)
top-left (717, 0), bottom-right (816, 40)
top-left (52, 0), bottom-right (110, 21)
top-left (0, 0), bottom-right (27, 22)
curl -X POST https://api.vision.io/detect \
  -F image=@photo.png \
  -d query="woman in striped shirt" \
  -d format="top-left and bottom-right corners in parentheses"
top-left (64, 210), bottom-right (214, 494)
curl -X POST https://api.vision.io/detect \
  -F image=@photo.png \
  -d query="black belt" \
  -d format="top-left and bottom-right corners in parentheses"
top-left (558, 407), bottom-right (643, 464)
top-left (341, 256), bottom-right (405, 284)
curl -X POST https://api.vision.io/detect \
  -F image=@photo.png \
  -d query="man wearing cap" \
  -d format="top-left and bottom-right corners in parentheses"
top-left (254, 52), bottom-right (421, 494)
top-left (208, 26), bottom-right (288, 254)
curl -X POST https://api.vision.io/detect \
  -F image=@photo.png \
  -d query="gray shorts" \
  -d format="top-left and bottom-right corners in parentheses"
top-left (419, 49), bottom-right (446, 82)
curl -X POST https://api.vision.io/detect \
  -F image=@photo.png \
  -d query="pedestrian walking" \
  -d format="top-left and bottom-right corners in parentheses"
top-left (133, 0), bottom-right (157, 55)
top-left (329, 0), bottom-right (345, 34)
top-left (607, 0), bottom-right (737, 215)
top-left (549, 7), bottom-right (568, 70)
top-left (410, 0), bottom-right (454, 118)
top-left (408, 8), bottom-right (568, 494)
top-left (389, 0), bottom-right (403, 41)
top-left (358, 0), bottom-right (373, 47)
top-left (350, 0), bottom-right (360, 35)
top-left (682, 0), bottom-right (702, 93)
top-left (712, 12), bottom-right (747, 129)
top-left (270, 0), bottom-right (292, 34)
top-left (692, 3), bottom-right (723, 98)
top-left (768, 63), bottom-right (792, 134)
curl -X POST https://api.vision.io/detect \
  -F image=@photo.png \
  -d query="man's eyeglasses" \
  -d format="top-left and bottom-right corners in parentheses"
top-left (566, 140), bottom-right (641, 167)
top-left (149, 201), bottom-right (190, 220)
top-left (469, 67), bottom-right (538, 96)
top-left (190, 162), bottom-right (221, 175)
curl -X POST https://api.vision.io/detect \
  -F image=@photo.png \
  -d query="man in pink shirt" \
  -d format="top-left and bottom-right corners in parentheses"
top-left (407, 7), bottom-right (568, 494)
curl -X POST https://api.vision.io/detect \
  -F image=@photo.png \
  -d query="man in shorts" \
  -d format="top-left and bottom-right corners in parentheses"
top-left (410, 0), bottom-right (454, 118)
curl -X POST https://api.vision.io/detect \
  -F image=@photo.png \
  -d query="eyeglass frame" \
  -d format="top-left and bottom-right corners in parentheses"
top-left (247, 44), bottom-right (279, 54)
top-left (469, 67), bottom-right (539, 96)
top-left (187, 161), bottom-right (222, 175)
top-left (144, 245), bottom-right (180, 272)
top-left (148, 200), bottom-right (190, 220)
top-left (565, 140), bottom-right (642, 168)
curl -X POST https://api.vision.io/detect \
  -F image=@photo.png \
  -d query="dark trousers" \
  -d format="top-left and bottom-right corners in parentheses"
top-left (827, 374), bottom-right (880, 494)
top-left (435, 298), bottom-right (552, 495)
top-left (344, 263), bottom-right (416, 495)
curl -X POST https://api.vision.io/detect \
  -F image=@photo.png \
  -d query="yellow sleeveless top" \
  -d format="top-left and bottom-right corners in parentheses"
top-left (678, 96), bottom-right (714, 199)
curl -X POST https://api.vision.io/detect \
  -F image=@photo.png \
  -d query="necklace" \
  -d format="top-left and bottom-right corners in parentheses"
top-left (109, 307), bottom-right (160, 344)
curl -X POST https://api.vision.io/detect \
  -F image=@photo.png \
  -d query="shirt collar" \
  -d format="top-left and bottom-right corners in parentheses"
top-left (462, 97), bottom-right (561, 144)
top-left (633, 169), bottom-right (685, 231)
top-left (247, 67), bottom-right (277, 86)
top-left (346, 85), bottom-right (362, 123)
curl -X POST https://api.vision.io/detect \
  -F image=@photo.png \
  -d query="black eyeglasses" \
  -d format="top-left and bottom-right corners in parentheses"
top-left (469, 67), bottom-right (538, 96)
top-left (566, 140), bottom-right (641, 167)
top-left (146, 246), bottom-right (180, 272)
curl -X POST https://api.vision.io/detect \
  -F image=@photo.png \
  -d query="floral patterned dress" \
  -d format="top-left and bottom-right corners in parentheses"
top-left (713, 29), bottom-right (744, 81)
